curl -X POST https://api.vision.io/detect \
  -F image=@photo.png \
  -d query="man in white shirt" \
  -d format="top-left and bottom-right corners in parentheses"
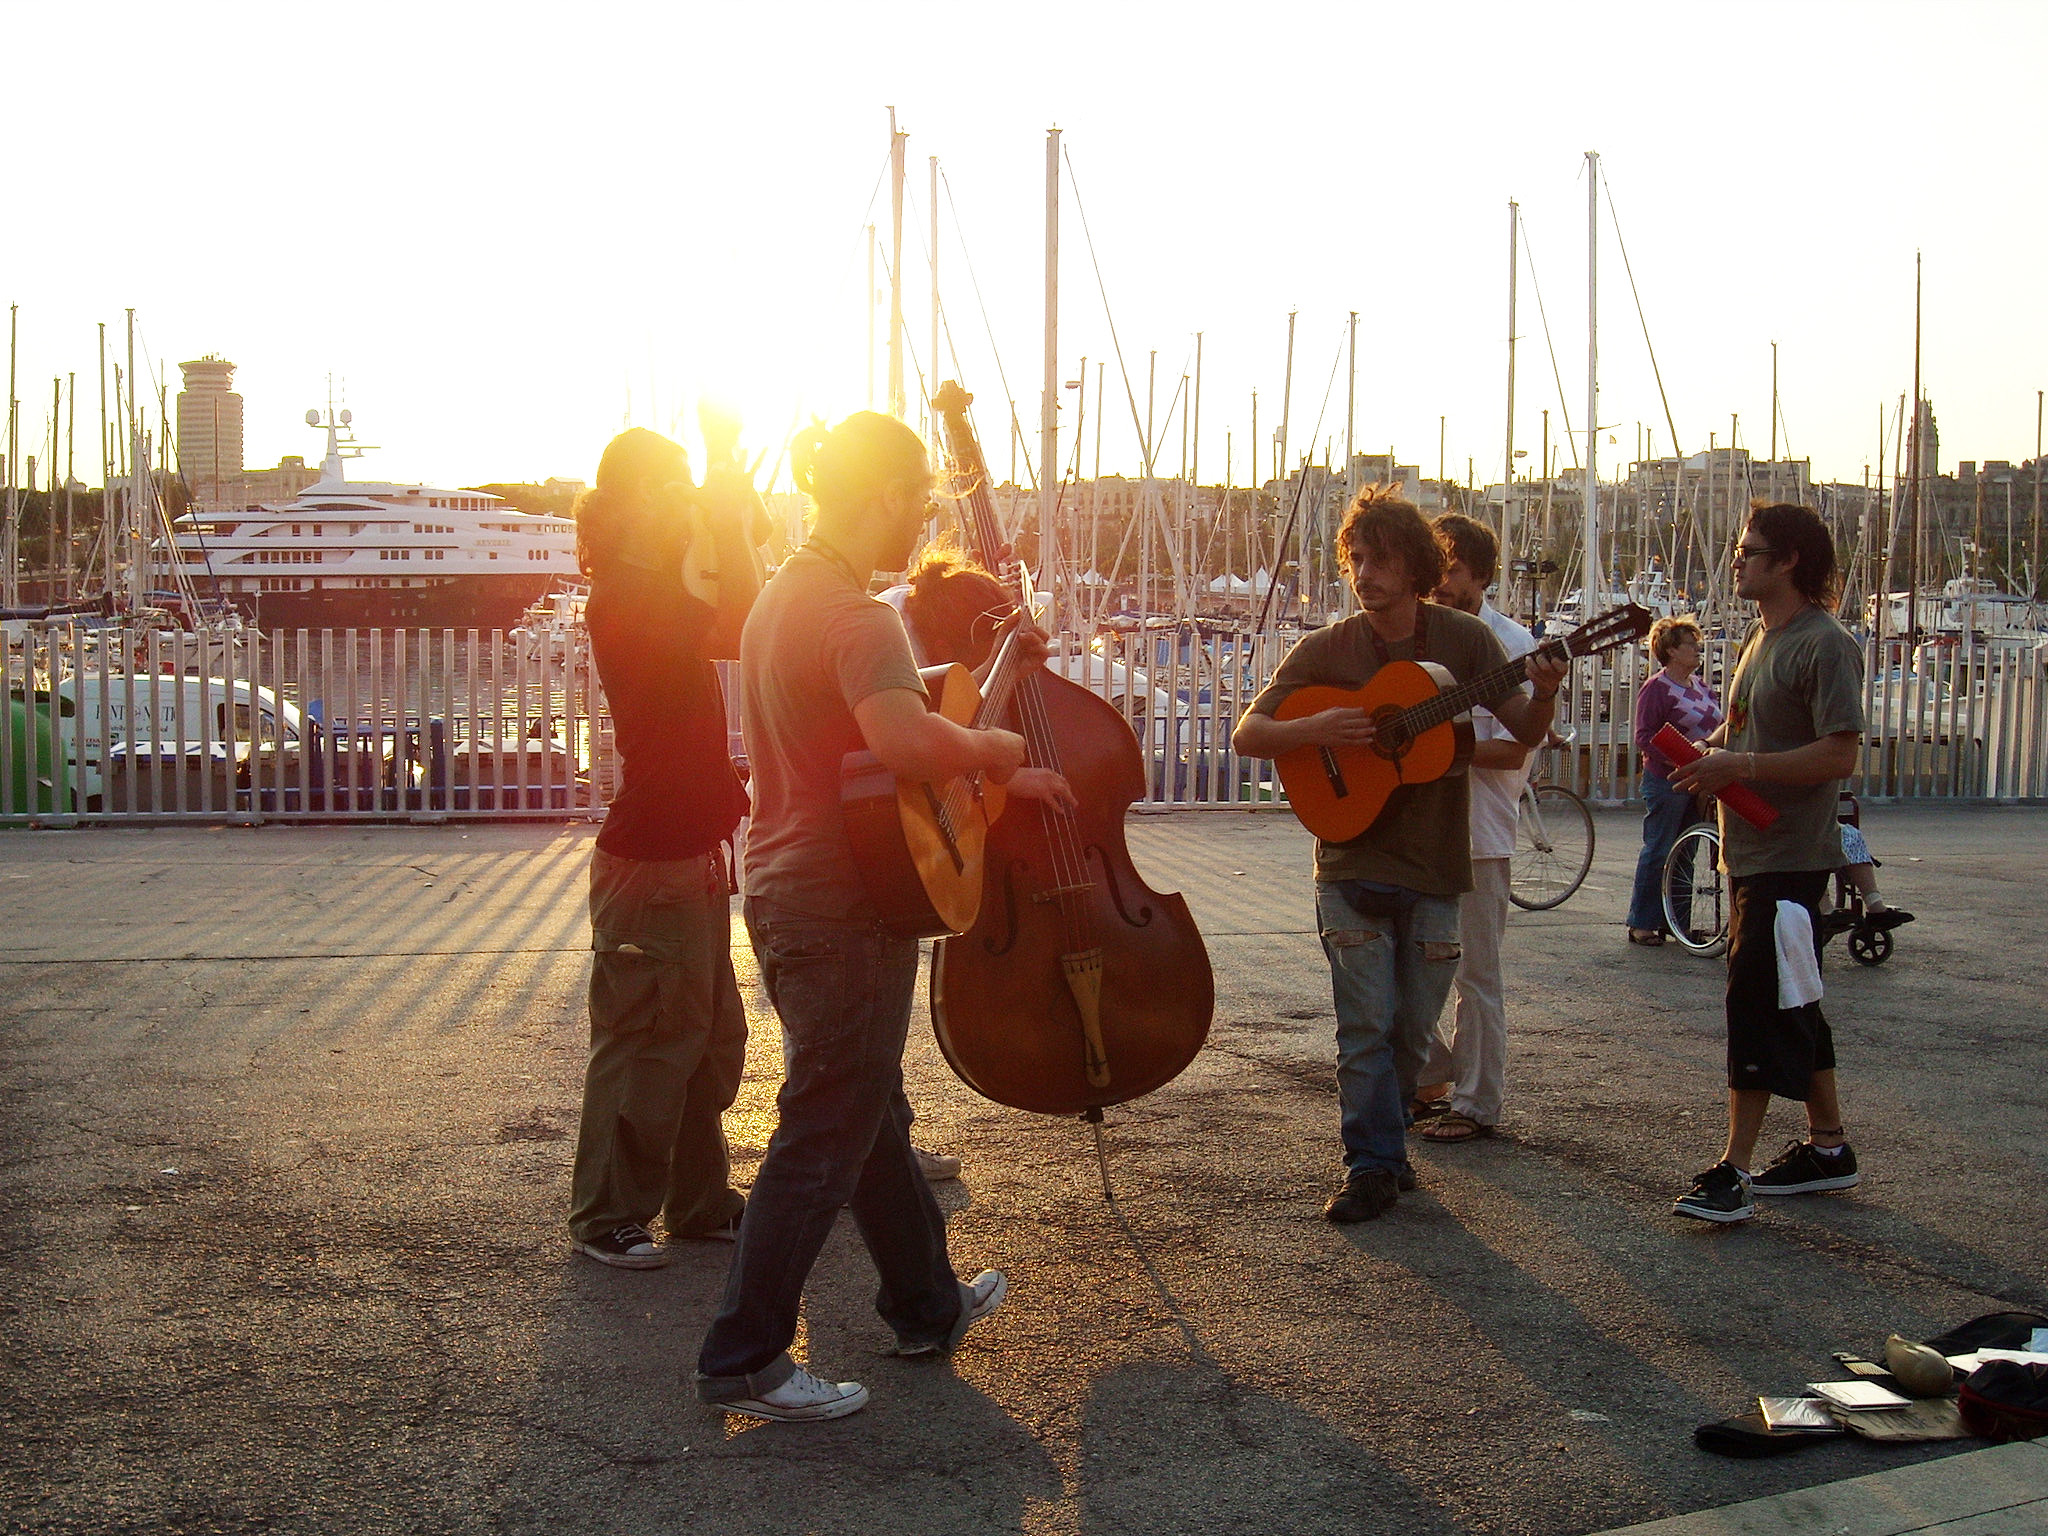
top-left (1416, 513), bottom-right (1535, 1142)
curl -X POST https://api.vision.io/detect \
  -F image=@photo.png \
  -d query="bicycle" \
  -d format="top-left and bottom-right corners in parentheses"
top-left (1661, 795), bottom-right (1895, 966)
top-left (1509, 732), bottom-right (1595, 911)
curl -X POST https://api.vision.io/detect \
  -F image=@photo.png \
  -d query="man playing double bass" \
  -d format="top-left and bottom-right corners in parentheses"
top-left (1232, 487), bottom-right (1566, 1223)
top-left (695, 411), bottom-right (1074, 1423)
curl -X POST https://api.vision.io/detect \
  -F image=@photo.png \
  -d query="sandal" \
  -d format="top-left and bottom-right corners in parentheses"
top-left (1628, 928), bottom-right (1666, 947)
top-left (1421, 1112), bottom-right (1494, 1143)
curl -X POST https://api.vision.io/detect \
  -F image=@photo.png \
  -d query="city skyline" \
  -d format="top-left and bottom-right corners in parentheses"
top-left (3, 1), bottom-right (2043, 501)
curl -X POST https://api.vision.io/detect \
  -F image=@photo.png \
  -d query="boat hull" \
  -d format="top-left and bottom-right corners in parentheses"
top-left (221, 576), bottom-right (560, 634)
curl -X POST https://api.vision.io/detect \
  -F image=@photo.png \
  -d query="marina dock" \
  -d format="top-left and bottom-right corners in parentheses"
top-left (2, 802), bottom-right (2042, 1535)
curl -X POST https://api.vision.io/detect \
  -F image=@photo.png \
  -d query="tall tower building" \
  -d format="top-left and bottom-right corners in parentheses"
top-left (177, 356), bottom-right (245, 511)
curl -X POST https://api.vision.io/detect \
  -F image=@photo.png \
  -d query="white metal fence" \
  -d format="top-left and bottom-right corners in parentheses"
top-left (2, 624), bottom-right (605, 824)
top-left (5, 622), bottom-right (2045, 825)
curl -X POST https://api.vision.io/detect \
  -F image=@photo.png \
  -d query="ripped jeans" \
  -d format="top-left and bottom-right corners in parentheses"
top-left (1315, 880), bottom-right (1462, 1178)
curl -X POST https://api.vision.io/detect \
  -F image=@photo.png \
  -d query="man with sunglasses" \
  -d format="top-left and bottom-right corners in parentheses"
top-left (1667, 503), bottom-right (1866, 1223)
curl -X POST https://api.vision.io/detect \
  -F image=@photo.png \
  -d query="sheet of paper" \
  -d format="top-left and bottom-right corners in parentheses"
top-left (1757, 1396), bottom-right (1841, 1431)
top-left (1948, 1348), bottom-right (2048, 1372)
top-left (1807, 1379), bottom-right (1912, 1410)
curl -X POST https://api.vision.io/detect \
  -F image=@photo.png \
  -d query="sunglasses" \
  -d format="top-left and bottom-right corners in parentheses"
top-left (1733, 543), bottom-right (1776, 563)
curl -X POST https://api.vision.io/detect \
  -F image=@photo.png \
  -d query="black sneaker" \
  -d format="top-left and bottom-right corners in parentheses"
top-left (1865, 909), bottom-right (1914, 933)
top-left (1396, 1164), bottom-right (1418, 1193)
top-left (1673, 1161), bottom-right (1754, 1224)
top-left (1323, 1169), bottom-right (1400, 1223)
top-left (1752, 1140), bottom-right (1861, 1195)
top-left (575, 1222), bottom-right (670, 1269)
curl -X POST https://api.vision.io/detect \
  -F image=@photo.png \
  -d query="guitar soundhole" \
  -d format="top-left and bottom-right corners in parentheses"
top-left (1373, 707), bottom-right (1410, 759)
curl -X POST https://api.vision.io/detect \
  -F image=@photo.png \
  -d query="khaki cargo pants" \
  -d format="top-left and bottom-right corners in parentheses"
top-left (568, 846), bottom-right (748, 1242)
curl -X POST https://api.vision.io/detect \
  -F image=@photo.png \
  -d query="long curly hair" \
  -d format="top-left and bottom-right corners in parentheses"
top-left (901, 547), bottom-right (1011, 667)
top-left (1337, 485), bottom-right (1443, 597)
top-left (573, 428), bottom-right (692, 577)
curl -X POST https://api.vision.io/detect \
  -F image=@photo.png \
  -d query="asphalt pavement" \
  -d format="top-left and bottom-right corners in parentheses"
top-left (1, 802), bottom-right (2043, 1535)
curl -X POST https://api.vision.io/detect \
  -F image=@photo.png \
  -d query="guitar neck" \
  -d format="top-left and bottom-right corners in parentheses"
top-left (1396, 627), bottom-right (1606, 735)
top-left (1398, 657), bottom-right (1534, 734)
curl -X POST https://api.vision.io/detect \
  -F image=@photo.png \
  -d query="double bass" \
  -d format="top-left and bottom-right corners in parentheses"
top-left (927, 381), bottom-right (1213, 1118)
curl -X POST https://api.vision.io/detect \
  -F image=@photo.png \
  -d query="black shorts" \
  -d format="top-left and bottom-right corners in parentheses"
top-left (1725, 869), bottom-right (1835, 1099)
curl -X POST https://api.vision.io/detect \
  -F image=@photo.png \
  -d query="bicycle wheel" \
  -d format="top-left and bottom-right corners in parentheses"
top-left (1663, 824), bottom-right (1726, 955)
top-left (1509, 783), bottom-right (1595, 911)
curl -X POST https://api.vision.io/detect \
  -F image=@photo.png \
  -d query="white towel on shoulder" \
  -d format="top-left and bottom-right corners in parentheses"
top-left (1775, 900), bottom-right (1824, 1009)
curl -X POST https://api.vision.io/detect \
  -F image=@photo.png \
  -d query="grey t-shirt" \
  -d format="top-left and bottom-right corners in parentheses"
top-left (1718, 605), bottom-right (1865, 877)
top-left (1248, 605), bottom-right (1513, 896)
top-left (739, 547), bottom-right (925, 919)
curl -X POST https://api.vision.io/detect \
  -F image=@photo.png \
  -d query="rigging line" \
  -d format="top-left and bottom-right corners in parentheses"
top-left (1517, 210), bottom-right (1581, 471)
top-left (1597, 166), bottom-right (1683, 459)
top-left (852, 148), bottom-right (893, 247)
top-left (939, 170), bottom-right (1039, 494)
top-left (1061, 146), bottom-right (1160, 476)
top-left (1252, 333), bottom-right (1346, 631)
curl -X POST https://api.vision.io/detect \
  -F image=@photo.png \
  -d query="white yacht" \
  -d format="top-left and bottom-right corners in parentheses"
top-left (169, 409), bottom-right (579, 631)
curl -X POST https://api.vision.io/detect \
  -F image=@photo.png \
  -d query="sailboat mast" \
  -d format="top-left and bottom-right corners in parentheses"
top-left (4, 303), bottom-right (17, 610)
top-left (1344, 310), bottom-right (1358, 507)
top-left (128, 307), bottom-right (142, 612)
top-left (928, 154), bottom-right (939, 437)
top-left (1040, 125), bottom-right (1061, 633)
top-left (98, 323), bottom-right (110, 598)
top-left (1279, 309), bottom-right (1296, 603)
top-left (64, 372), bottom-right (75, 601)
top-left (1583, 150), bottom-right (1600, 608)
top-left (1504, 199), bottom-right (1518, 560)
top-left (1908, 252), bottom-right (1923, 644)
top-left (887, 112), bottom-right (906, 421)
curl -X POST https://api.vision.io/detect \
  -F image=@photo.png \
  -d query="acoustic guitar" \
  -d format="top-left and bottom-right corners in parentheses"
top-left (840, 624), bottom-right (1031, 939)
top-left (1275, 603), bottom-right (1652, 843)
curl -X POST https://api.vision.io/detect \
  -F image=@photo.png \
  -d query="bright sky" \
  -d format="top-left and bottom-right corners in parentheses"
top-left (5, 1), bottom-right (2043, 500)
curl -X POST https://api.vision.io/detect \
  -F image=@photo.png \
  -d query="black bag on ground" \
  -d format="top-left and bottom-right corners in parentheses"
top-left (1958, 1361), bottom-right (2048, 1443)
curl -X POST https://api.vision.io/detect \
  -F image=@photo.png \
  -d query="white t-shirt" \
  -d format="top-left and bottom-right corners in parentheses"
top-left (1468, 601), bottom-right (1536, 861)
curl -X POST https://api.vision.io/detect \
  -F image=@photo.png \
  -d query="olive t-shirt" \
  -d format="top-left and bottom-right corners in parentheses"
top-left (1718, 605), bottom-right (1865, 878)
top-left (1248, 606), bottom-right (1514, 895)
top-left (739, 547), bottom-right (926, 918)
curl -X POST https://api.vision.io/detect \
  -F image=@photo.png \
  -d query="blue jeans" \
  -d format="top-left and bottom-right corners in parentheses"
top-left (1627, 772), bottom-right (1699, 931)
top-left (1316, 881), bottom-right (1462, 1178)
top-left (695, 897), bottom-right (963, 1398)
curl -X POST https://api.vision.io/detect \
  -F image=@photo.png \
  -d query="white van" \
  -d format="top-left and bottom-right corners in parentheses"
top-left (45, 674), bottom-right (305, 798)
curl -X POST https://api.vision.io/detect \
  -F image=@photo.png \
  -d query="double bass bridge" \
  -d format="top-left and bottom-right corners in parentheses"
top-left (1029, 881), bottom-right (1096, 904)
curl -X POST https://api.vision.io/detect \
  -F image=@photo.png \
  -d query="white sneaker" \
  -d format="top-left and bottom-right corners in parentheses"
top-left (914, 1146), bottom-right (963, 1181)
top-left (896, 1268), bottom-right (1008, 1356)
top-left (712, 1364), bottom-right (870, 1423)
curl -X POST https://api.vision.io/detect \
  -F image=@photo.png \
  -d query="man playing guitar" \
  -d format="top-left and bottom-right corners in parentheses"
top-left (1232, 487), bottom-right (1565, 1223)
top-left (695, 412), bottom-right (1072, 1423)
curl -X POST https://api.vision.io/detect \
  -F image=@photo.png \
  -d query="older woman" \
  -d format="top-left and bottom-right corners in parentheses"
top-left (1627, 615), bottom-right (1722, 944)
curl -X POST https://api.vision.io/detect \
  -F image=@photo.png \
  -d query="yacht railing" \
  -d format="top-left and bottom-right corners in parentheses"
top-left (5, 622), bottom-right (2045, 824)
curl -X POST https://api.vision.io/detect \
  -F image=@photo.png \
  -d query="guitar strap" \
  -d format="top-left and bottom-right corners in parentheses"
top-left (1366, 603), bottom-right (1428, 672)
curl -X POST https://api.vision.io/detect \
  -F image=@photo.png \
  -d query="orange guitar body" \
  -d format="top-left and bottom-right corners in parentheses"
top-left (1272, 660), bottom-right (1475, 843)
top-left (840, 662), bottom-right (1008, 938)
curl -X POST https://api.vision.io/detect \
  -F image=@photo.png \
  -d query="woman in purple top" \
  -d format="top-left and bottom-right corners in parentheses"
top-left (1627, 616), bottom-right (1723, 943)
